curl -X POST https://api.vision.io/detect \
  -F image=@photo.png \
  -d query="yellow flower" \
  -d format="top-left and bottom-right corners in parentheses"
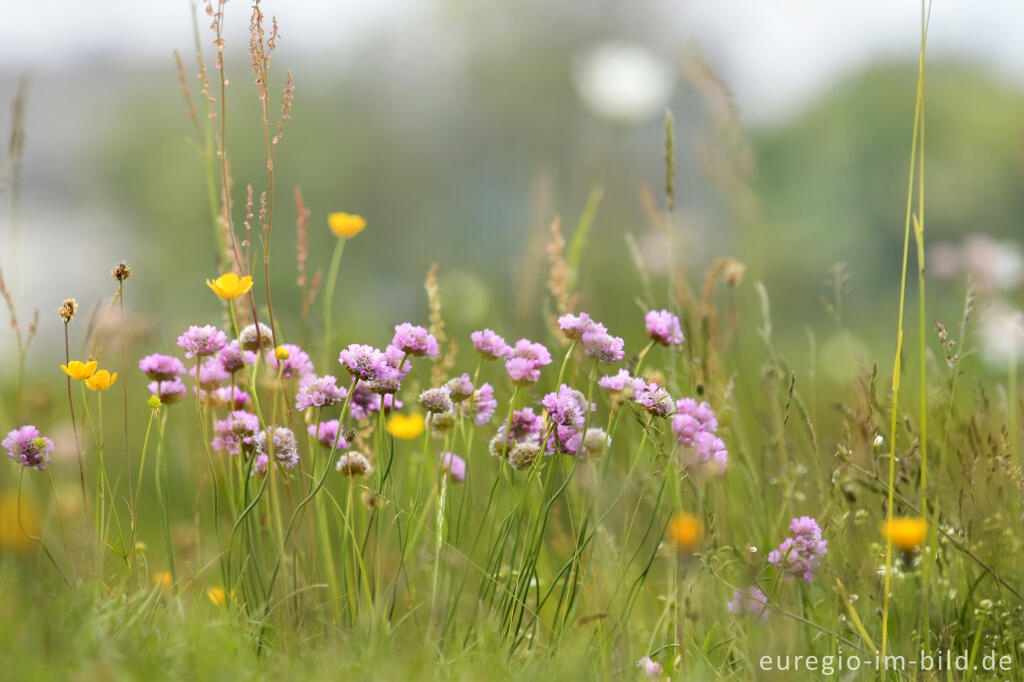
top-left (0, 490), bottom-right (37, 552)
top-left (207, 587), bottom-right (227, 607)
top-left (328, 212), bottom-right (366, 238)
top-left (153, 572), bottom-right (172, 593)
top-left (387, 413), bottom-right (425, 440)
top-left (274, 345), bottom-right (290, 360)
top-left (882, 516), bottom-right (929, 552)
top-left (61, 360), bottom-right (97, 380)
top-left (206, 272), bottom-right (254, 299)
top-left (85, 369), bottom-right (118, 391)
top-left (667, 512), bottom-right (703, 552)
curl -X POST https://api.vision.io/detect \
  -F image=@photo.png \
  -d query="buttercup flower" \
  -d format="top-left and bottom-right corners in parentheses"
top-left (727, 586), bottom-right (770, 623)
top-left (328, 212), bottom-right (366, 238)
top-left (3, 426), bottom-right (55, 471)
top-left (149, 379), bottom-right (187, 404)
top-left (139, 354), bottom-right (186, 381)
top-left (266, 343), bottom-right (314, 380)
top-left (239, 322), bottom-right (274, 351)
top-left (387, 413), bottom-right (425, 439)
top-left (207, 588), bottom-right (227, 607)
top-left (668, 512), bottom-right (703, 551)
top-left (470, 329), bottom-right (509, 359)
top-left (308, 420), bottom-right (348, 449)
top-left (645, 309), bottom-right (684, 346)
top-left (440, 452), bottom-right (466, 483)
top-left (177, 325), bottom-right (228, 358)
top-left (295, 374), bottom-right (347, 411)
top-left (419, 387), bottom-right (454, 414)
top-left (391, 323), bottom-right (439, 358)
top-left (882, 517), bottom-right (929, 553)
top-left (61, 360), bottom-right (97, 380)
top-left (336, 451), bottom-right (373, 476)
top-left (86, 369), bottom-right (118, 391)
top-left (206, 272), bottom-right (254, 299)
top-left (768, 516), bottom-right (828, 582)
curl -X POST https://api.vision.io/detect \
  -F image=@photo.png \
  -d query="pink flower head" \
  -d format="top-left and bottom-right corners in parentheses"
top-left (557, 312), bottom-right (593, 340)
top-left (470, 329), bottom-right (509, 360)
top-left (139, 353), bottom-right (186, 381)
top-left (295, 374), bottom-right (347, 412)
top-left (219, 340), bottom-right (257, 374)
top-left (508, 338), bottom-right (552, 367)
top-left (189, 357), bottom-right (230, 390)
top-left (767, 516), bottom-right (828, 582)
top-left (446, 373), bottom-right (474, 402)
top-left (204, 386), bottom-right (251, 410)
top-left (308, 420), bottom-right (349, 450)
top-left (580, 322), bottom-right (625, 364)
top-left (392, 323), bottom-right (439, 358)
top-left (505, 357), bottom-right (540, 386)
top-left (542, 384), bottom-right (592, 429)
top-left (440, 451), bottom-right (466, 483)
top-left (636, 656), bottom-right (663, 679)
top-left (727, 586), bottom-right (770, 623)
top-left (338, 344), bottom-right (387, 382)
top-left (149, 378), bottom-right (187, 404)
top-left (252, 426), bottom-right (300, 471)
top-left (645, 309), bottom-right (684, 346)
top-left (634, 381), bottom-right (675, 418)
top-left (177, 325), bottom-right (228, 358)
top-left (3, 425), bottom-right (54, 471)
top-left (467, 383), bottom-right (497, 426)
top-left (266, 343), bottom-right (314, 380)
top-left (210, 411), bottom-right (260, 455)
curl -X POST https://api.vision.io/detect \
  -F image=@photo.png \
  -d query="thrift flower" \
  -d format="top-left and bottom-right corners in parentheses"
top-left (508, 338), bottom-right (552, 367)
top-left (467, 383), bottom-right (497, 426)
top-left (266, 343), bottom-right (314, 380)
top-left (767, 516), bottom-right (828, 582)
top-left (440, 452), bottom-right (466, 483)
top-left (206, 272), bottom-right (254, 299)
top-left (239, 322), bottom-right (274, 351)
top-left (882, 517), bottom-right (929, 553)
top-left (85, 369), bottom-right (118, 391)
top-left (507, 441), bottom-right (541, 471)
top-left (336, 451), bottom-right (373, 476)
top-left (581, 427), bottom-right (611, 457)
top-left (328, 212), bottom-right (366, 238)
top-left (177, 325), bottom-right (227, 358)
top-left (645, 309), bottom-right (684, 346)
top-left (505, 357), bottom-right (540, 386)
top-left (446, 373), bottom-right (474, 402)
top-left (391, 323), bottom-right (439, 358)
top-left (149, 379), bottom-right (187, 404)
top-left (294, 374), bottom-right (347, 411)
top-left (634, 381), bottom-right (675, 417)
top-left (139, 354), bottom-right (186, 381)
top-left (219, 340), bottom-right (256, 374)
top-left (580, 322), bottom-right (625, 364)
top-left (387, 413), bottom-right (425, 439)
top-left (338, 344), bottom-right (386, 382)
top-left (598, 369), bottom-right (640, 394)
top-left (470, 329), bottom-right (509, 359)
top-left (61, 360), bottom-right (97, 380)
top-left (189, 357), bottom-right (229, 390)
top-left (253, 426), bottom-right (300, 471)
top-left (419, 387), bottom-right (454, 414)
top-left (211, 411), bottom-right (260, 455)
top-left (204, 386), bottom-right (250, 409)
top-left (557, 312), bottom-right (593, 340)
top-left (3, 426), bottom-right (55, 471)
top-left (542, 384), bottom-right (591, 429)
top-left (671, 398), bottom-right (718, 446)
top-left (428, 409), bottom-right (456, 435)
top-left (309, 420), bottom-right (348, 449)
top-left (693, 431), bottom-right (728, 476)
top-left (727, 586), bottom-right (770, 623)
top-left (636, 656), bottom-right (663, 679)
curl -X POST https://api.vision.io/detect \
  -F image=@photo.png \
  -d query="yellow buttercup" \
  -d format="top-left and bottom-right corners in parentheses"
top-left (85, 369), bottom-right (118, 391)
top-left (882, 516), bottom-right (928, 552)
top-left (61, 360), bottom-right (97, 380)
top-left (386, 413), bottom-right (425, 440)
top-left (206, 272), bottom-right (254, 300)
top-left (327, 212), bottom-right (366, 238)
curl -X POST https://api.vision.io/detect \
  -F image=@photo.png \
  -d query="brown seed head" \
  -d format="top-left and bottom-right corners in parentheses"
top-left (59, 298), bottom-right (79, 324)
top-left (112, 262), bottom-right (132, 282)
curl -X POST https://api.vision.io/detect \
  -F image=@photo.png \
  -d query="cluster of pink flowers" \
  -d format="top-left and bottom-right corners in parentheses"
top-left (645, 309), bottom-right (685, 346)
top-left (767, 516), bottom-right (828, 582)
top-left (672, 398), bottom-right (727, 476)
top-left (504, 338), bottom-right (552, 386)
top-left (558, 312), bottom-right (625, 364)
top-left (726, 585), bottom-right (770, 622)
top-left (3, 425), bottom-right (55, 471)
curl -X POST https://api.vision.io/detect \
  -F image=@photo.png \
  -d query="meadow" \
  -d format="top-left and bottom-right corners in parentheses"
top-left (2, 2), bottom-right (1023, 680)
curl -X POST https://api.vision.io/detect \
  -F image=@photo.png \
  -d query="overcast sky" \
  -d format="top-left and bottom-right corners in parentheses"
top-left (1, 1), bottom-right (1022, 122)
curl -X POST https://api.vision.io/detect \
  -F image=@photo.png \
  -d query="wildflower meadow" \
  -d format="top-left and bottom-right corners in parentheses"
top-left (2, 1), bottom-right (1024, 680)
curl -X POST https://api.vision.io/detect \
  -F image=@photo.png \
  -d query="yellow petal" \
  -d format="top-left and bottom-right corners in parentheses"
top-left (386, 413), bottom-right (425, 440)
top-left (328, 212), bottom-right (366, 238)
top-left (207, 587), bottom-right (227, 606)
